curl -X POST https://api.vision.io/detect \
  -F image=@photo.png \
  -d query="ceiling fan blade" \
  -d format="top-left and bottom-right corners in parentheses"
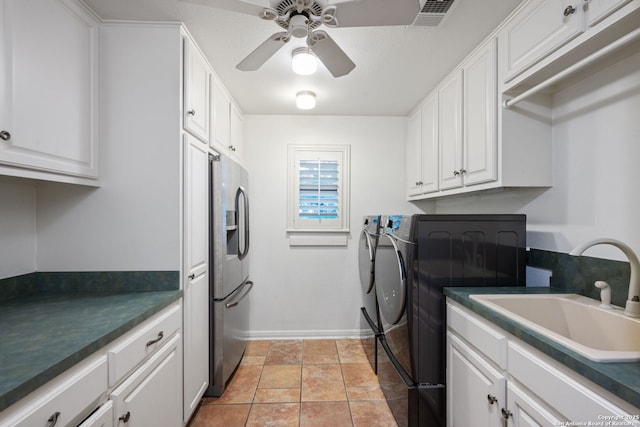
top-left (237, 32), bottom-right (291, 71)
top-left (179, 0), bottom-right (266, 16)
top-left (329, 0), bottom-right (420, 27)
top-left (308, 30), bottom-right (355, 77)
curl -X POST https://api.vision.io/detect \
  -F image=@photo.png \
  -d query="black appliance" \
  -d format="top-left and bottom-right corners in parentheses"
top-left (374, 214), bottom-right (526, 427)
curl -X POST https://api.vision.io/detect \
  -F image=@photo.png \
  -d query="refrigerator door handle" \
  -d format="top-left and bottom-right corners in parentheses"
top-left (236, 186), bottom-right (250, 260)
top-left (225, 280), bottom-right (254, 308)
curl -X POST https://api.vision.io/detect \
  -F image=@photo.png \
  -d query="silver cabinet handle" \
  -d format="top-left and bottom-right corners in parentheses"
top-left (501, 408), bottom-right (512, 419)
top-left (145, 331), bottom-right (164, 347)
top-left (228, 145), bottom-right (236, 152)
top-left (188, 273), bottom-right (195, 280)
top-left (119, 411), bottom-right (131, 423)
top-left (47, 412), bottom-right (61, 427)
top-left (0, 130), bottom-right (11, 141)
top-left (453, 170), bottom-right (460, 176)
top-left (187, 109), bottom-right (196, 116)
top-left (459, 169), bottom-right (466, 175)
top-left (563, 5), bottom-right (576, 16)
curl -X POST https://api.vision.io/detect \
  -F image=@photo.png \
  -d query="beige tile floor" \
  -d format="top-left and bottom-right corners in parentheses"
top-left (188, 339), bottom-right (399, 427)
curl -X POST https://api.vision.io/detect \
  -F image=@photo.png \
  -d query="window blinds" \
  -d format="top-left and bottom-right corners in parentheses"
top-left (298, 159), bottom-right (339, 219)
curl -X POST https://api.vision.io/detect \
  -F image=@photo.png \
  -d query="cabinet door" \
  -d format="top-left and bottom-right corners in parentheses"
top-left (229, 103), bottom-right (244, 162)
top-left (183, 134), bottom-right (210, 422)
top-left (184, 134), bottom-right (208, 278)
top-left (420, 92), bottom-right (439, 194)
top-left (184, 39), bottom-right (211, 143)
top-left (586, 0), bottom-right (632, 26)
top-left (438, 70), bottom-right (463, 191)
top-left (406, 109), bottom-right (422, 197)
top-left (507, 382), bottom-right (563, 427)
top-left (111, 335), bottom-right (182, 427)
top-left (0, 0), bottom-right (99, 180)
top-left (212, 77), bottom-right (230, 151)
top-left (502, 0), bottom-right (584, 82)
top-left (447, 332), bottom-right (505, 427)
top-left (463, 39), bottom-right (498, 187)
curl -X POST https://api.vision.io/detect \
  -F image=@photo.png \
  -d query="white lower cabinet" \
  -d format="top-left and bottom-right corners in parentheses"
top-left (506, 381), bottom-right (562, 427)
top-left (447, 333), bottom-right (505, 427)
top-left (110, 334), bottom-right (182, 427)
top-left (447, 300), bottom-right (640, 427)
top-left (0, 301), bottom-right (183, 427)
top-left (0, 356), bottom-right (108, 427)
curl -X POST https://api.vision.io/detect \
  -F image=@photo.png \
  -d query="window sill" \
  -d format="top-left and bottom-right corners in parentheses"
top-left (286, 229), bottom-right (350, 246)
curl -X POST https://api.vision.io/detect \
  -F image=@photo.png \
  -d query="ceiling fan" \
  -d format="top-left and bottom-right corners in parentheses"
top-left (181, 0), bottom-right (421, 77)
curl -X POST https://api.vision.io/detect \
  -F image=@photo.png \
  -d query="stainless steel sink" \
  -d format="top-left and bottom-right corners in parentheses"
top-left (470, 293), bottom-right (640, 362)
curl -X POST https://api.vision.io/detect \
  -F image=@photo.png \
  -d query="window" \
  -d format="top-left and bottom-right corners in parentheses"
top-left (287, 145), bottom-right (350, 245)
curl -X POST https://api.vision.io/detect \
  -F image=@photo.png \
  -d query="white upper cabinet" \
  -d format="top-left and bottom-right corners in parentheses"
top-left (439, 41), bottom-right (498, 192)
top-left (406, 93), bottom-right (439, 198)
top-left (229, 102), bottom-right (244, 163)
top-left (586, 0), bottom-right (632, 26)
top-left (501, 0), bottom-right (584, 83)
top-left (406, 110), bottom-right (422, 197)
top-left (0, 0), bottom-right (99, 184)
top-left (500, 0), bottom-right (640, 94)
top-left (211, 76), bottom-right (230, 152)
top-left (211, 75), bottom-right (244, 163)
top-left (183, 38), bottom-right (211, 143)
top-left (463, 39), bottom-right (498, 187)
top-left (438, 70), bottom-right (464, 191)
top-left (406, 34), bottom-right (552, 201)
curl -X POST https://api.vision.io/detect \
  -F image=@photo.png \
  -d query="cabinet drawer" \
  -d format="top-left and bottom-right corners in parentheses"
top-left (447, 303), bottom-right (507, 369)
top-left (107, 303), bottom-right (181, 386)
top-left (509, 342), bottom-right (640, 423)
top-left (111, 334), bottom-right (182, 427)
top-left (78, 400), bottom-right (114, 427)
top-left (0, 357), bottom-right (107, 427)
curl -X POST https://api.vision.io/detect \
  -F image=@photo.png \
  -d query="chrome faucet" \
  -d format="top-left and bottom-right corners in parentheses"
top-left (570, 238), bottom-right (640, 318)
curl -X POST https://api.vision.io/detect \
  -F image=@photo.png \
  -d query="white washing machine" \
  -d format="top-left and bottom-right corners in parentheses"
top-left (358, 215), bottom-right (382, 372)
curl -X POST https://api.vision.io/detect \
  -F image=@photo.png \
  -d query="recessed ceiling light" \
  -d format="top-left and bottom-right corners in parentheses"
top-left (292, 47), bottom-right (317, 75)
top-left (296, 91), bottom-right (316, 110)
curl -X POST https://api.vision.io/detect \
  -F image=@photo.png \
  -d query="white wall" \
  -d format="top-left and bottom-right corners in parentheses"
top-left (244, 115), bottom-right (423, 338)
top-left (422, 51), bottom-right (640, 262)
top-left (0, 178), bottom-right (36, 278)
top-left (34, 25), bottom-right (183, 271)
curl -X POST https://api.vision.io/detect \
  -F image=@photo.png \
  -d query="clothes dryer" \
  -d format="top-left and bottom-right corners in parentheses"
top-left (374, 215), bottom-right (419, 427)
top-left (374, 214), bottom-right (527, 427)
top-left (358, 215), bottom-right (382, 373)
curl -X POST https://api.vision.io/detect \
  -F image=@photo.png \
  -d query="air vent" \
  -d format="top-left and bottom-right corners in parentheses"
top-left (413, 0), bottom-right (456, 27)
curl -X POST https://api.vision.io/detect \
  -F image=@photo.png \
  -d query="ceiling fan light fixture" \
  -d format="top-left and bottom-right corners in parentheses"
top-left (296, 91), bottom-right (316, 110)
top-left (291, 47), bottom-right (317, 75)
top-left (289, 13), bottom-right (309, 38)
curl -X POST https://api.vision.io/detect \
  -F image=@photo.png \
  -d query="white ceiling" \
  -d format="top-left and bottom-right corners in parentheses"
top-left (81, 0), bottom-right (524, 116)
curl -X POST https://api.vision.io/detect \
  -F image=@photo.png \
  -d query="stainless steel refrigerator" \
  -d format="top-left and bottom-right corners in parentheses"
top-left (206, 153), bottom-right (253, 397)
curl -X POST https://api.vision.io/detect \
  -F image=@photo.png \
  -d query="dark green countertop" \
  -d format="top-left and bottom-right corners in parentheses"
top-left (0, 290), bottom-right (182, 412)
top-left (444, 286), bottom-right (640, 410)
